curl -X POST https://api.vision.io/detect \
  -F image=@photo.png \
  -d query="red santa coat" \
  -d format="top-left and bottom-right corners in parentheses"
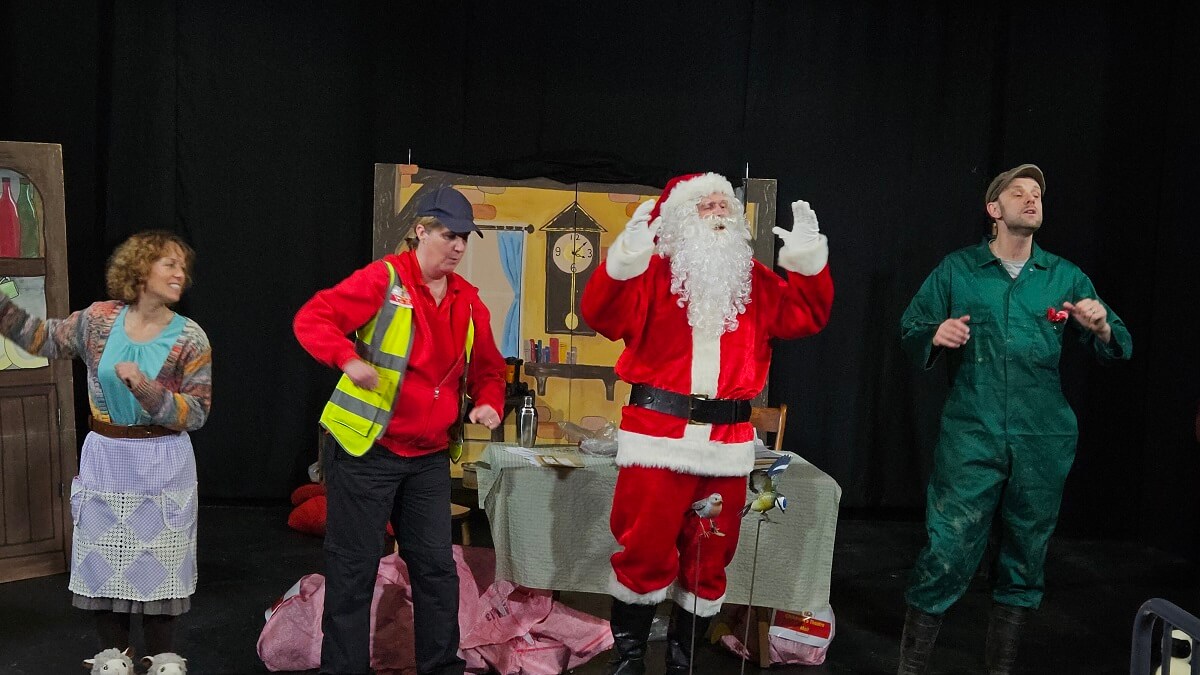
top-left (580, 236), bottom-right (834, 477)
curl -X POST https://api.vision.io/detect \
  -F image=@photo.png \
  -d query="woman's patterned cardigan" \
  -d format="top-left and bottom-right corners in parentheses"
top-left (0, 298), bottom-right (212, 431)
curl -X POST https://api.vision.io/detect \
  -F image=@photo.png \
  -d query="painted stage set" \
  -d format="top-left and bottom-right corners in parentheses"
top-left (0, 151), bottom-right (1196, 674)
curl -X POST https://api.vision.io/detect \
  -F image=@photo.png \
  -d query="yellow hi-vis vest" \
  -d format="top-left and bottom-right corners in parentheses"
top-left (320, 261), bottom-right (475, 457)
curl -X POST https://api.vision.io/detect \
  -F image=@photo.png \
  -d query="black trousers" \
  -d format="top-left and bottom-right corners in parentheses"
top-left (320, 440), bottom-right (465, 675)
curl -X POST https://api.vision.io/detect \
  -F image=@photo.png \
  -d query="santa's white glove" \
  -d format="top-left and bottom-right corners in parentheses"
top-left (773, 199), bottom-right (829, 275)
top-left (773, 200), bottom-right (821, 249)
top-left (607, 198), bottom-right (659, 281)
top-left (622, 199), bottom-right (659, 253)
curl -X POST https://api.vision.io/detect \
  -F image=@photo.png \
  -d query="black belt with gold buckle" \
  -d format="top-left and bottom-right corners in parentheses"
top-left (628, 383), bottom-right (751, 425)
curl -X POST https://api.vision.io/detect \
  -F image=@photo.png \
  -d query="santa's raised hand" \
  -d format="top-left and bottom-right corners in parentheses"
top-left (775, 199), bottom-right (821, 247)
top-left (602, 198), bottom-right (661, 281)
top-left (773, 199), bottom-right (830, 275)
top-left (622, 198), bottom-right (659, 252)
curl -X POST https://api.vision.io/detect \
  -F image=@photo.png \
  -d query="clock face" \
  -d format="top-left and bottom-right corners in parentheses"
top-left (552, 232), bottom-right (594, 274)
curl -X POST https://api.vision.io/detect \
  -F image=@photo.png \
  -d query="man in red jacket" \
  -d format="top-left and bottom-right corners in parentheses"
top-left (580, 173), bottom-right (834, 674)
top-left (294, 187), bottom-right (506, 675)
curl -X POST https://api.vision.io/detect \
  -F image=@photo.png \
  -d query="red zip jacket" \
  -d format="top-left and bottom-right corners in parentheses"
top-left (294, 250), bottom-right (506, 457)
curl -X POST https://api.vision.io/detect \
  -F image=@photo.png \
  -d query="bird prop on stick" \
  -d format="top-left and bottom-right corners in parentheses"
top-left (690, 492), bottom-right (726, 537)
top-left (740, 454), bottom-right (791, 521)
top-left (736, 454), bottom-right (793, 675)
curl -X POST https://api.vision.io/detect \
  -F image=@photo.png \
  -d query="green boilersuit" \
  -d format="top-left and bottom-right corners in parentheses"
top-left (900, 240), bottom-right (1131, 615)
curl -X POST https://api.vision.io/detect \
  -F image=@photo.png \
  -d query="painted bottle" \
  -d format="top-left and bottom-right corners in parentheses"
top-left (0, 178), bottom-right (20, 258)
top-left (17, 179), bottom-right (40, 258)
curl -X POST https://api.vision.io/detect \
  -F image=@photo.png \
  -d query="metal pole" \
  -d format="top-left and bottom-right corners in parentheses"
top-left (739, 518), bottom-right (766, 675)
top-left (691, 532), bottom-right (702, 675)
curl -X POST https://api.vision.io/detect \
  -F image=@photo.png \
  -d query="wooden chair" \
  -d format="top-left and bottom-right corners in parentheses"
top-left (450, 503), bottom-right (472, 546)
top-left (390, 504), bottom-right (471, 552)
top-left (745, 403), bottom-right (788, 667)
top-left (578, 415), bottom-right (609, 433)
top-left (750, 404), bottom-right (788, 451)
top-left (534, 405), bottom-right (567, 441)
top-left (537, 422), bottom-right (565, 440)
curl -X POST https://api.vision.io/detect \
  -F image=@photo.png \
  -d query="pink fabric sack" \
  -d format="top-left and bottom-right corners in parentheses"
top-left (713, 604), bottom-right (835, 667)
top-left (257, 546), bottom-right (612, 674)
top-left (463, 582), bottom-right (613, 674)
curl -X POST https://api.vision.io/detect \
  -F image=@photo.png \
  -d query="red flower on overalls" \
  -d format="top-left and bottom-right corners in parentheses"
top-left (1046, 307), bottom-right (1069, 323)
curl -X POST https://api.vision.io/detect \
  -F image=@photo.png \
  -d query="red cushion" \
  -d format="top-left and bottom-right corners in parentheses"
top-left (287, 495), bottom-right (327, 536)
top-left (290, 483), bottom-right (326, 506)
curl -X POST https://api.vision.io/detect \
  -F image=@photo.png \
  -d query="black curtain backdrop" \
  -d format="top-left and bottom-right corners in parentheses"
top-left (3, 2), bottom-right (1198, 558)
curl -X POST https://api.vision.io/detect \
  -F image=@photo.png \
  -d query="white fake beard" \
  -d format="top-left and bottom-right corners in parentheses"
top-left (657, 209), bottom-right (754, 338)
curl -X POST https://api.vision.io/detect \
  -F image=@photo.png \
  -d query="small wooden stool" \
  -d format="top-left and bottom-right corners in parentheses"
top-left (450, 503), bottom-right (472, 546)
top-left (391, 504), bottom-right (473, 552)
top-left (746, 605), bottom-right (773, 668)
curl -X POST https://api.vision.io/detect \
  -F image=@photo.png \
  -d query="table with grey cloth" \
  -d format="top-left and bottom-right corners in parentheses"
top-left (476, 442), bottom-right (841, 615)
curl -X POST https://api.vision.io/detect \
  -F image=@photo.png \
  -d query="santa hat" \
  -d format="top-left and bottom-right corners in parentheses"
top-left (650, 172), bottom-right (737, 222)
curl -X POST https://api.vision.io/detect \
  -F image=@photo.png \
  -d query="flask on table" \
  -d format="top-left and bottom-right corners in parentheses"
top-left (517, 395), bottom-right (538, 448)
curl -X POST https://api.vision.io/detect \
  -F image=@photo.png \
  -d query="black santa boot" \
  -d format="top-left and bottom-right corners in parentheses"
top-left (665, 603), bottom-right (714, 675)
top-left (984, 602), bottom-right (1029, 675)
top-left (607, 598), bottom-right (658, 675)
top-left (897, 605), bottom-right (943, 675)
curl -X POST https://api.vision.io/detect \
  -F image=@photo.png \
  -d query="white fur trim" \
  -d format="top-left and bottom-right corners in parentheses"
top-left (616, 428), bottom-right (754, 477)
top-left (681, 423), bottom-right (712, 444)
top-left (691, 331), bottom-right (720, 396)
top-left (673, 587), bottom-right (727, 618)
top-left (661, 173), bottom-right (736, 217)
top-left (605, 231), bottom-right (655, 281)
top-left (610, 570), bottom-right (671, 605)
top-left (776, 234), bottom-right (829, 276)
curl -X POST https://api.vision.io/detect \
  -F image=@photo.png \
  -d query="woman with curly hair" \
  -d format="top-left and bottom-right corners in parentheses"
top-left (0, 230), bottom-right (212, 658)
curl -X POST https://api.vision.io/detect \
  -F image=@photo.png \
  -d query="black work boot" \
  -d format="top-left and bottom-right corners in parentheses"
top-left (984, 602), bottom-right (1029, 675)
top-left (665, 603), bottom-right (714, 675)
top-left (607, 598), bottom-right (658, 675)
top-left (897, 605), bottom-right (943, 675)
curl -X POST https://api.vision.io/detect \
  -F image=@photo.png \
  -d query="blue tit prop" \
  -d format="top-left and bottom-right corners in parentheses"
top-left (764, 453), bottom-right (791, 479)
top-left (690, 492), bottom-right (726, 537)
top-left (740, 454), bottom-right (792, 521)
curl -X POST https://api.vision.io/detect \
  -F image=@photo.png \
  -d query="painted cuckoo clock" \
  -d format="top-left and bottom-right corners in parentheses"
top-left (540, 203), bottom-right (605, 336)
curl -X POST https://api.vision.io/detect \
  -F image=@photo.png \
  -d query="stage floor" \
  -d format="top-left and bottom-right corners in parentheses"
top-left (1, 497), bottom-right (1195, 674)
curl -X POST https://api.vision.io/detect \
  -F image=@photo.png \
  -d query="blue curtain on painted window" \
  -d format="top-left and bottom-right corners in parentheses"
top-left (497, 231), bottom-right (524, 357)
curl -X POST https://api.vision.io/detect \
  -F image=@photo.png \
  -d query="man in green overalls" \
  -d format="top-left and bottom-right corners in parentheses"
top-left (897, 164), bottom-right (1132, 675)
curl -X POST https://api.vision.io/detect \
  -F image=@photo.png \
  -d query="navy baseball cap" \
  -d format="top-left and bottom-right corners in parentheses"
top-left (415, 187), bottom-right (482, 238)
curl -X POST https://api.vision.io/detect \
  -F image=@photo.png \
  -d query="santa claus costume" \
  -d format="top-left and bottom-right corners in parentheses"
top-left (580, 172), bottom-right (834, 674)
